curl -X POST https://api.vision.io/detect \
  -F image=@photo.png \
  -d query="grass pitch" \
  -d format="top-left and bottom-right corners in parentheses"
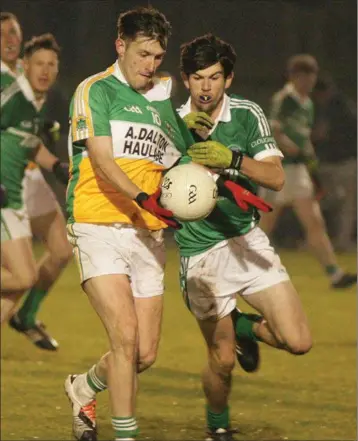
top-left (1, 241), bottom-right (356, 440)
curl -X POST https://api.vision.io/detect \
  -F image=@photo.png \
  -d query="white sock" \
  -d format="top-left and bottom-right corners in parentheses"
top-left (73, 373), bottom-right (96, 405)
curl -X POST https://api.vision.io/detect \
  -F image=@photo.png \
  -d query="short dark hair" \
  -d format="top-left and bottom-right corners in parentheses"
top-left (180, 33), bottom-right (236, 78)
top-left (24, 33), bottom-right (61, 58)
top-left (287, 54), bottom-right (319, 75)
top-left (117, 7), bottom-right (171, 50)
top-left (0, 12), bottom-right (20, 24)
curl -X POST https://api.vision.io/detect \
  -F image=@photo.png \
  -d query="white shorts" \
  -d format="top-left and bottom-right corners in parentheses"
top-left (1, 207), bottom-right (31, 242)
top-left (260, 163), bottom-right (314, 206)
top-left (23, 168), bottom-right (58, 218)
top-left (180, 227), bottom-right (290, 320)
top-left (67, 223), bottom-right (166, 298)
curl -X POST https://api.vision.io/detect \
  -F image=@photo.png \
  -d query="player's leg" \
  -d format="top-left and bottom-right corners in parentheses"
top-left (198, 315), bottom-right (237, 441)
top-left (11, 170), bottom-right (72, 348)
top-left (292, 196), bottom-right (356, 288)
top-left (242, 280), bottom-right (312, 354)
top-left (1, 237), bottom-right (38, 324)
top-left (258, 204), bottom-right (284, 236)
top-left (65, 224), bottom-right (159, 441)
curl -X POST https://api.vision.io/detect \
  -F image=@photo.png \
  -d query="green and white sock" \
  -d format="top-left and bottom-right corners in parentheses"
top-left (86, 364), bottom-right (107, 393)
top-left (234, 311), bottom-right (261, 342)
top-left (112, 416), bottom-right (139, 439)
top-left (17, 287), bottom-right (48, 328)
top-left (325, 265), bottom-right (343, 282)
top-left (206, 405), bottom-right (230, 431)
top-left (73, 373), bottom-right (96, 405)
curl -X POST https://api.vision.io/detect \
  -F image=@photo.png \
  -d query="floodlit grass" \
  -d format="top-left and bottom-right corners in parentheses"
top-left (1, 241), bottom-right (356, 440)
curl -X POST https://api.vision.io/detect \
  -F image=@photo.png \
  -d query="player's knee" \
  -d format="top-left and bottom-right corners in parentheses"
top-left (138, 349), bottom-right (157, 372)
top-left (17, 268), bottom-right (38, 292)
top-left (209, 345), bottom-right (236, 376)
top-left (52, 241), bottom-right (73, 267)
top-left (285, 331), bottom-right (312, 355)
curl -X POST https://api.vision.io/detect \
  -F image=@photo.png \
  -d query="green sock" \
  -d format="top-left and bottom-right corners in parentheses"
top-left (206, 405), bottom-right (230, 431)
top-left (325, 264), bottom-right (342, 277)
top-left (112, 416), bottom-right (139, 439)
top-left (233, 310), bottom-right (261, 342)
top-left (16, 287), bottom-right (48, 328)
top-left (86, 364), bottom-right (107, 393)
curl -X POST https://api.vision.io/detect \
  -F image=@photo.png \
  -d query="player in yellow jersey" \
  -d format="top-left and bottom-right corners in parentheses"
top-left (64, 7), bottom-right (187, 441)
top-left (1, 12), bottom-right (73, 350)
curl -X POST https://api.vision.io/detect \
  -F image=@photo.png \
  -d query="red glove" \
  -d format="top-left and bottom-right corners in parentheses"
top-left (135, 189), bottom-right (181, 229)
top-left (219, 179), bottom-right (273, 212)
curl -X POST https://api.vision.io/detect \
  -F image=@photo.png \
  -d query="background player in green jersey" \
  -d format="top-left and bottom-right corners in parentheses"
top-left (1, 34), bottom-right (69, 332)
top-left (0, 13), bottom-right (73, 350)
top-left (259, 54), bottom-right (356, 289)
top-left (177, 34), bottom-right (312, 441)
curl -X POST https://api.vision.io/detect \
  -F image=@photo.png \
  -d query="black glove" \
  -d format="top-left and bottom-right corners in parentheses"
top-left (0, 184), bottom-right (8, 208)
top-left (52, 160), bottom-right (69, 185)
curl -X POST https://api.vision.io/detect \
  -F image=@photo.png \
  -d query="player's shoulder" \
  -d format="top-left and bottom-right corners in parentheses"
top-left (74, 65), bottom-right (116, 100)
top-left (271, 85), bottom-right (298, 108)
top-left (1, 75), bottom-right (22, 105)
top-left (228, 94), bottom-right (267, 123)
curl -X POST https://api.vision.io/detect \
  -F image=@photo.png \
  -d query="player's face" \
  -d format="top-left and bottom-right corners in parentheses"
top-left (23, 49), bottom-right (59, 94)
top-left (183, 63), bottom-right (233, 116)
top-left (293, 72), bottom-right (318, 95)
top-left (0, 18), bottom-right (22, 65)
top-left (116, 35), bottom-right (166, 92)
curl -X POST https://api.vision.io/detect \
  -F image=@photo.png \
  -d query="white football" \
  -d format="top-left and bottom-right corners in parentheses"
top-left (160, 163), bottom-right (218, 221)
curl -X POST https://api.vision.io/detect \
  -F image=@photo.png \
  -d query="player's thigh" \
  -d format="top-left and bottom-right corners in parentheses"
top-left (134, 295), bottom-right (163, 369)
top-left (197, 314), bottom-right (236, 374)
top-left (292, 197), bottom-right (326, 233)
top-left (23, 168), bottom-right (58, 219)
top-left (1, 236), bottom-right (38, 289)
top-left (30, 204), bottom-right (72, 263)
top-left (130, 229), bottom-right (166, 298)
top-left (83, 274), bottom-right (138, 352)
top-left (242, 280), bottom-right (312, 352)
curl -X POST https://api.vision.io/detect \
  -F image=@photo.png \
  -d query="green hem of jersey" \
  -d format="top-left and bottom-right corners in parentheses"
top-left (176, 224), bottom-right (257, 258)
top-left (66, 152), bottom-right (84, 222)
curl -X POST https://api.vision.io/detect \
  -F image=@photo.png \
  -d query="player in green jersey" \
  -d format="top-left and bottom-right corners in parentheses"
top-left (259, 54), bottom-right (356, 289)
top-left (0, 34), bottom-right (69, 331)
top-left (1, 13), bottom-right (73, 350)
top-left (176, 34), bottom-right (312, 441)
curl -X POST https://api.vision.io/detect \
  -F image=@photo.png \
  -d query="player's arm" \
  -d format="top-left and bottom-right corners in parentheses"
top-left (271, 122), bottom-right (300, 157)
top-left (188, 106), bottom-right (285, 191)
top-left (86, 136), bottom-right (141, 199)
top-left (33, 143), bottom-right (69, 184)
top-left (270, 94), bottom-right (301, 157)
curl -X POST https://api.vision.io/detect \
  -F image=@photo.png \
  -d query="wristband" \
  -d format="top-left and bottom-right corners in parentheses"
top-left (230, 151), bottom-right (244, 170)
top-left (134, 192), bottom-right (149, 206)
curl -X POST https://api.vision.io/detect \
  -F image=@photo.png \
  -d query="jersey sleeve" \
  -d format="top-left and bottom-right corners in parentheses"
top-left (270, 94), bottom-right (296, 130)
top-left (70, 81), bottom-right (110, 145)
top-left (246, 103), bottom-right (283, 160)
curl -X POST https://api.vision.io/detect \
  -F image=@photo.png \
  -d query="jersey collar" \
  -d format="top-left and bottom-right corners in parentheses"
top-left (284, 82), bottom-right (311, 107)
top-left (178, 93), bottom-right (231, 124)
top-left (111, 60), bottom-right (172, 102)
top-left (0, 59), bottom-right (22, 78)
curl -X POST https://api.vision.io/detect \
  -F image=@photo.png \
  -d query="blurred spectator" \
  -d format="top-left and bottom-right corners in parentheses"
top-left (312, 75), bottom-right (357, 251)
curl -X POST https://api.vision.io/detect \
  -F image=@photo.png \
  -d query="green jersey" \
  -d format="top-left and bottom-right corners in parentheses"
top-left (175, 93), bottom-right (283, 257)
top-left (0, 75), bottom-right (46, 208)
top-left (1, 59), bottom-right (23, 91)
top-left (270, 83), bottom-right (314, 165)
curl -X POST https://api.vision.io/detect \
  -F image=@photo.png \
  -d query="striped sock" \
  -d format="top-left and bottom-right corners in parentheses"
top-left (112, 416), bottom-right (139, 439)
top-left (86, 364), bottom-right (107, 393)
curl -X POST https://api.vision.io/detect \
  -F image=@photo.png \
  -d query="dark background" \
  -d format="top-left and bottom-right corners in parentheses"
top-left (3, 0), bottom-right (357, 245)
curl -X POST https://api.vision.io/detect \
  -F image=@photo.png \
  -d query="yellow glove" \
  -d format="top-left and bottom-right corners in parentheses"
top-left (188, 141), bottom-right (240, 169)
top-left (183, 112), bottom-right (214, 132)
